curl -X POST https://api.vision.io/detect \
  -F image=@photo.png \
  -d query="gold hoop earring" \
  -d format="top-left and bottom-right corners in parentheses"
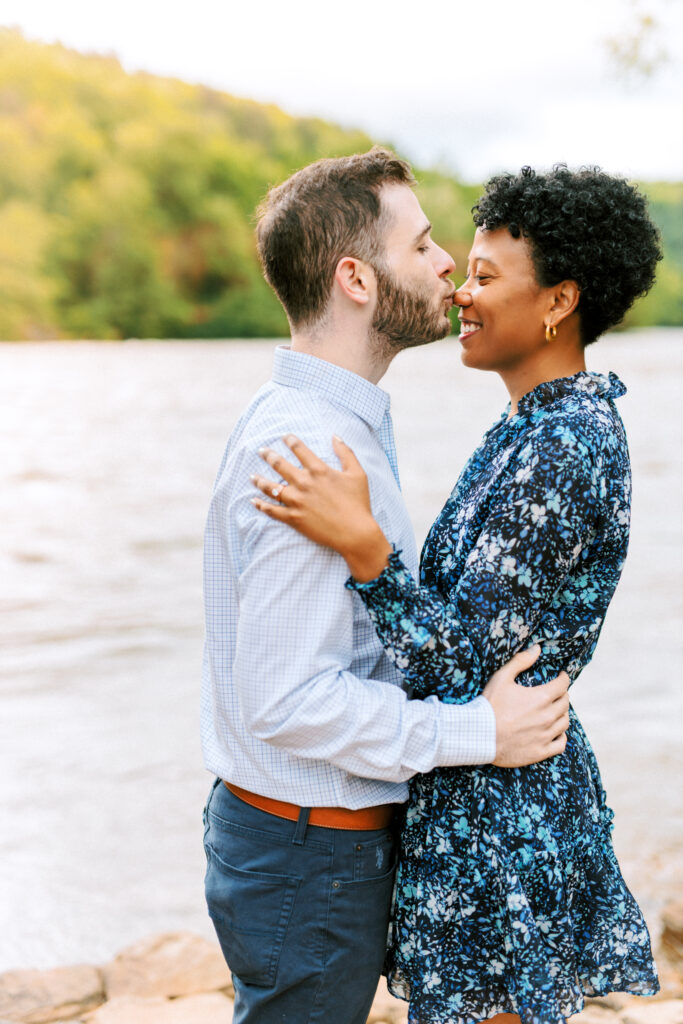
top-left (545, 324), bottom-right (557, 342)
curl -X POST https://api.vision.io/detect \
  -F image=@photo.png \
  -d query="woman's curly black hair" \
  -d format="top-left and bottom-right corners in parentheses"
top-left (472, 165), bottom-right (662, 345)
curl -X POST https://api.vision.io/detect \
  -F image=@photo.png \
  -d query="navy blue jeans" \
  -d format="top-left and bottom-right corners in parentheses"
top-left (203, 779), bottom-right (398, 1023)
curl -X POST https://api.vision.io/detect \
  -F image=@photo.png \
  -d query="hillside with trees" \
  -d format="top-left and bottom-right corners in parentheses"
top-left (0, 29), bottom-right (681, 340)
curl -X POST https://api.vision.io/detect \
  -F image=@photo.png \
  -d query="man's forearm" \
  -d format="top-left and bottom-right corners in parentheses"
top-left (233, 524), bottom-right (495, 779)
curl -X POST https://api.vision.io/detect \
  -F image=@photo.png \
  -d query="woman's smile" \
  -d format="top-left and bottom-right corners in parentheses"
top-left (458, 317), bottom-right (482, 341)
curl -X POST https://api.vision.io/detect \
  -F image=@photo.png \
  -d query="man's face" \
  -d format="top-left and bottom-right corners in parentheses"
top-left (371, 185), bottom-right (456, 355)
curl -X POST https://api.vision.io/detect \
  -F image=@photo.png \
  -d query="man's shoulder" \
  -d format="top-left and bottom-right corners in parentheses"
top-left (231, 382), bottom-right (374, 458)
top-left (211, 382), bottom-right (378, 553)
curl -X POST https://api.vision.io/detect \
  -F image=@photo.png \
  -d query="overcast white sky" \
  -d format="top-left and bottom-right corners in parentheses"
top-left (2, 0), bottom-right (682, 181)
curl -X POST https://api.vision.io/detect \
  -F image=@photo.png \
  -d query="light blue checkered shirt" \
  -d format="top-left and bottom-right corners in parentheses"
top-left (200, 346), bottom-right (495, 808)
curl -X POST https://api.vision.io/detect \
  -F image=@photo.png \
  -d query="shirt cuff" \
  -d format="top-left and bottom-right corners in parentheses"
top-left (345, 547), bottom-right (406, 594)
top-left (435, 694), bottom-right (497, 766)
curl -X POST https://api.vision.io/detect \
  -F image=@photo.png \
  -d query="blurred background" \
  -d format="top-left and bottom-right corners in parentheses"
top-left (0, 0), bottom-right (681, 976)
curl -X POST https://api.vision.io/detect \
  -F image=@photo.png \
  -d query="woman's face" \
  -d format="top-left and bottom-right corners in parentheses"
top-left (455, 227), bottom-right (555, 373)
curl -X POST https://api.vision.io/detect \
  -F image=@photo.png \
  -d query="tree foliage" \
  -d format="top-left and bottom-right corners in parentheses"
top-left (603, 0), bottom-right (680, 80)
top-left (0, 29), bottom-right (680, 339)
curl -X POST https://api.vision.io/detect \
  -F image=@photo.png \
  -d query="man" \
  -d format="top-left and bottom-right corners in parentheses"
top-left (201, 147), bottom-right (570, 1023)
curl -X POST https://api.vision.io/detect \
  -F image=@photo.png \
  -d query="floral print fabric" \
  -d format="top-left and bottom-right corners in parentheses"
top-left (348, 372), bottom-right (659, 1024)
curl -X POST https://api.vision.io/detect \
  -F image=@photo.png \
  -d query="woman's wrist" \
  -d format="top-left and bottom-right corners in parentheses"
top-left (340, 520), bottom-right (393, 583)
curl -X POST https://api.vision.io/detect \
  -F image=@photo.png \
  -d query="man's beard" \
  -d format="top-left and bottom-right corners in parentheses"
top-left (370, 263), bottom-right (453, 359)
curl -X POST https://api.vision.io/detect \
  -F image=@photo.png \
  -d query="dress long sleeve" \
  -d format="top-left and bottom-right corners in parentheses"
top-left (348, 409), bottom-right (619, 703)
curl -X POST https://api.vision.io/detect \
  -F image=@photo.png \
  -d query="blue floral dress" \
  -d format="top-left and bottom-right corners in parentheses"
top-left (348, 372), bottom-right (659, 1024)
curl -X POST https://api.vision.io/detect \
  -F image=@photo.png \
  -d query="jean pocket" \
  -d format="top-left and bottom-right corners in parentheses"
top-left (204, 843), bottom-right (300, 987)
top-left (202, 779), bottom-right (222, 838)
top-left (335, 857), bottom-right (397, 893)
top-left (353, 833), bottom-right (396, 881)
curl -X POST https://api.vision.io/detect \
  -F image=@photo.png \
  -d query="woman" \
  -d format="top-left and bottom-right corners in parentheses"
top-left (251, 166), bottom-right (661, 1024)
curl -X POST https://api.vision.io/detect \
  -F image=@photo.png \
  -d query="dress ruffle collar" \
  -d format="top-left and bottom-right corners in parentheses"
top-left (517, 371), bottom-right (626, 415)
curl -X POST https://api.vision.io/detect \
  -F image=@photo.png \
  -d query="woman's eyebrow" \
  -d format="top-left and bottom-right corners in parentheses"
top-left (472, 255), bottom-right (500, 270)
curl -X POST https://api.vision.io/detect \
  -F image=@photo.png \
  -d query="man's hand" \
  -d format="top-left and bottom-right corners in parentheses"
top-left (482, 645), bottom-right (570, 767)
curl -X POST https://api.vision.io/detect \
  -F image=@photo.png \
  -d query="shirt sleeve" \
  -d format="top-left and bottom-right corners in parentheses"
top-left (348, 417), bottom-right (610, 702)
top-left (230, 445), bottom-right (496, 778)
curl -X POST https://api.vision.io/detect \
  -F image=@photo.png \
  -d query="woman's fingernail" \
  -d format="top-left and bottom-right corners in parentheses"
top-left (250, 498), bottom-right (260, 506)
top-left (283, 434), bottom-right (296, 446)
top-left (333, 434), bottom-right (344, 443)
top-left (249, 475), bottom-right (257, 484)
top-left (257, 447), bottom-right (267, 457)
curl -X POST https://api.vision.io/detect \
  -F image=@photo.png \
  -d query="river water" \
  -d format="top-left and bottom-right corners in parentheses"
top-left (0, 331), bottom-right (681, 971)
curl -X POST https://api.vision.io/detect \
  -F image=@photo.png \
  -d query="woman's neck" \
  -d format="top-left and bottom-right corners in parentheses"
top-left (503, 344), bottom-right (587, 416)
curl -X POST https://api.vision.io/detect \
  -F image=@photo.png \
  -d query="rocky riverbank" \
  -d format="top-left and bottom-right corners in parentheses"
top-left (2, 902), bottom-right (682, 1024)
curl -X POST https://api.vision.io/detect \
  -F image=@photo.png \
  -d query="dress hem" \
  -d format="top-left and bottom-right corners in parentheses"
top-left (387, 971), bottom-right (660, 1024)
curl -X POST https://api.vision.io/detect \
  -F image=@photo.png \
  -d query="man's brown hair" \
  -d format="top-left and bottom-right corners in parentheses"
top-left (256, 147), bottom-right (416, 328)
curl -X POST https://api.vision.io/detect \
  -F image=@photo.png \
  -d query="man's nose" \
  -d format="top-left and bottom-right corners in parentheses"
top-left (434, 244), bottom-right (456, 278)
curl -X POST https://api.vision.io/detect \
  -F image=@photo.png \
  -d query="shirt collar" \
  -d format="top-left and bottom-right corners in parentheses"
top-left (517, 370), bottom-right (627, 415)
top-left (271, 346), bottom-right (391, 431)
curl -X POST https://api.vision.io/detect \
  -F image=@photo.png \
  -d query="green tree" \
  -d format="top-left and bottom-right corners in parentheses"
top-left (0, 200), bottom-right (58, 338)
top-left (0, 28), bottom-right (680, 340)
top-left (49, 165), bottom-right (190, 338)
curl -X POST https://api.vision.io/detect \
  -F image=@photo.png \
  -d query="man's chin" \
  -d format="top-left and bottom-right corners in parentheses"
top-left (400, 330), bottom-right (450, 351)
top-left (439, 314), bottom-right (455, 339)
top-left (373, 310), bottom-right (454, 354)
top-left (422, 316), bottom-right (455, 345)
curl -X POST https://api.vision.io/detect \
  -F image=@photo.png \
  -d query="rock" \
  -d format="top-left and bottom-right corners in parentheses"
top-left (86, 994), bottom-right (233, 1024)
top-left (622, 999), bottom-right (683, 1024)
top-left (572, 1003), bottom-right (621, 1024)
top-left (655, 954), bottom-right (683, 1000)
top-left (101, 933), bottom-right (232, 1000)
top-left (366, 978), bottom-right (409, 1023)
top-left (0, 964), bottom-right (105, 1023)
top-left (662, 901), bottom-right (683, 966)
top-left (591, 993), bottom-right (635, 1012)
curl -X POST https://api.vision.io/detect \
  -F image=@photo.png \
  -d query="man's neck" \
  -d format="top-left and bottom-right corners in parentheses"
top-left (289, 327), bottom-right (393, 386)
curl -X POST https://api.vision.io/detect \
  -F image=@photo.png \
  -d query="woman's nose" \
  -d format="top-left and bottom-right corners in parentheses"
top-left (454, 285), bottom-right (472, 307)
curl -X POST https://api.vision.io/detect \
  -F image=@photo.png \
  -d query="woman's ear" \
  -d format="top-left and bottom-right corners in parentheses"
top-left (549, 279), bottom-right (580, 326)
top-left (334, 257), bottom-right (373, 307)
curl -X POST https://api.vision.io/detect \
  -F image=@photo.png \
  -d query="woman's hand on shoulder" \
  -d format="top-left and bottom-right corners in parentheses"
top-left (250, 434), bottom-right (392, 580)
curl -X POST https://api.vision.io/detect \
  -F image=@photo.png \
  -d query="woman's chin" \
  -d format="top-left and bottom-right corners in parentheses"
top-left (460, 350), bottom-right (501, 375)
top-left (459, 345), bottom-right (484, 370)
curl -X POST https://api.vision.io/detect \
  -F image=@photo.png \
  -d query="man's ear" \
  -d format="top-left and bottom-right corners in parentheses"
top-left (334, 257), bottom-right (373, 306)
top-left (549, 279), bottom-right (580, 326)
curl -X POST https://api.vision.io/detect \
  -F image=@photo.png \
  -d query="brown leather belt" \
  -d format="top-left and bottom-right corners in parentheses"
top-left (224, 782), bottom-right (395, 831)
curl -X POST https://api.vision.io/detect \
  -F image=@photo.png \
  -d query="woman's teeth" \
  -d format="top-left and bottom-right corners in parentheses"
top-left (460, 322), bottom-right (481, 335)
